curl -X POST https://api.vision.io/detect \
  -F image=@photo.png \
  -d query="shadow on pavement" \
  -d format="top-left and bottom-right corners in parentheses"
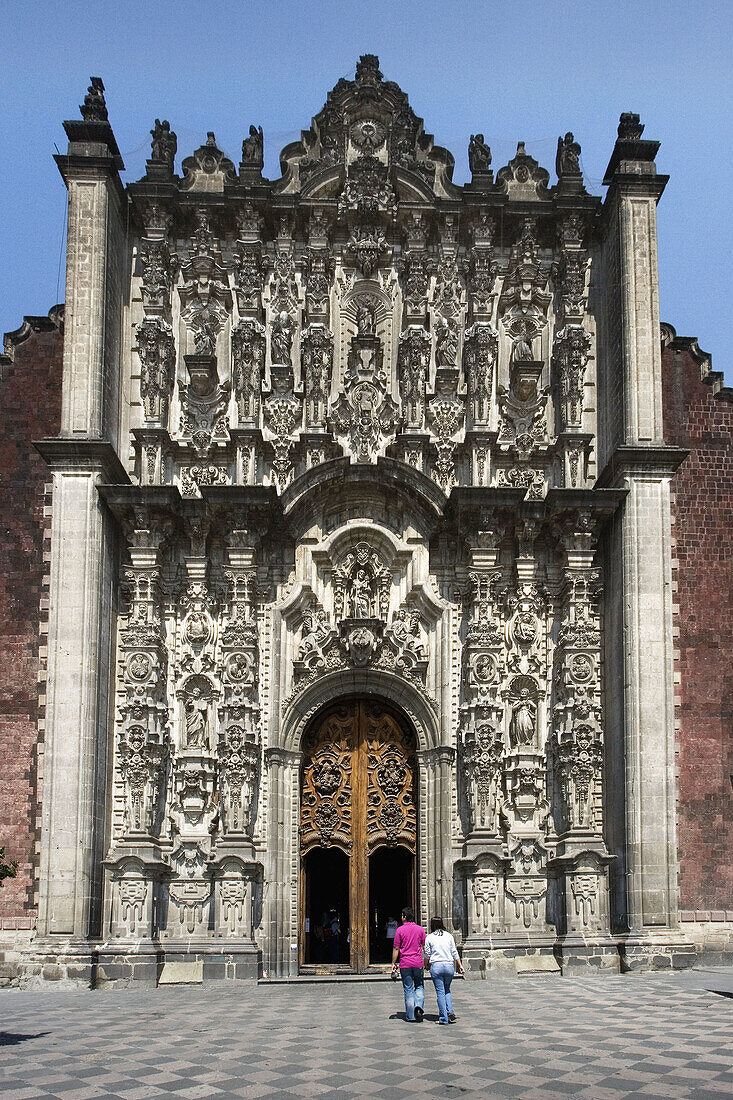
top-left (0, 1031), bottom-right (50, 1046)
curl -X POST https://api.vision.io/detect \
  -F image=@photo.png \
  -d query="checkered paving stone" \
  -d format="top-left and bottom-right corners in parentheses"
top-left (0, 971), bottom-right (732, 1098)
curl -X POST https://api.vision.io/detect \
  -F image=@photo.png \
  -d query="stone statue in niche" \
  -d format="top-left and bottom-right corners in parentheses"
top-left (242, 124), bottom-right (264, 167)
top-left (469, 133), bottom-right (492, 174)
top-left (190, 310), bottom-right (219, 356)
top-left (509, 687), bottom-right (537, 749)
top-left (435, 316), bottom-right (458, 368)
top-left (511, 319), bottom-right (534, 362)
top-left (150, 119), bottom-right (177, 170)
top-left (356, 300), bottom-right (376, 337)
top-left (184, 684), bottom-right (209, 749)
top-left (350, 569), bottom-right (373, 618)
top-left (271, 311), bottom-right (293, 365)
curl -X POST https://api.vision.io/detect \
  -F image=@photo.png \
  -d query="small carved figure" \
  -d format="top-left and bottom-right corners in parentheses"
top-left (469, 133), bottom-right (492, 174)
top-left (299, 609), bottom-right (330, 659)
top-left (242, 124), bottom-right (264, 167)
top-left (184, 685), bottom-right (208, 749)
top-left (509, 688), bottom-right (537, 748)
top-left (150, 119), bottom-right (177, 169)
top-left (556, 132), bottom-right (581, 177)
top-left (356, 300), bottom-right (376, 336)
top-left (271, 311), bottom-right (293, 365)
top-left (512, 321), bottom-right (534, 362)
top-left (191, 312), bottom-right (218, 357)
top-left (350, 569), bottom-right (372, 618)
top-left (391, 608), bottom-right (420, 651)
top-left (435, 316), bottom-right (458, 367)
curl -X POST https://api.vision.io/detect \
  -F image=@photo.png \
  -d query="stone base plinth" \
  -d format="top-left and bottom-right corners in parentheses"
top-left (1, 938), bottom-right (262, 988)
top-left (555, 935), bottom-right (621, 975)
top-left (618, 935), bottom-right (697, 973)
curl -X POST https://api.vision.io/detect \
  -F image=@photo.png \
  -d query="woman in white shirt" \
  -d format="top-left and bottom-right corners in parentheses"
top-left (423, 917), bottom-right (464, 1024)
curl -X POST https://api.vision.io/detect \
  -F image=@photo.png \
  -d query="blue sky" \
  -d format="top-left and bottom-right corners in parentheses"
top-left (2, 0), bottom-right (731, 381)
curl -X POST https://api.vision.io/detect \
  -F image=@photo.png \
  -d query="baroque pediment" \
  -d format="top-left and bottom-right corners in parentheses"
top-left (276, 54), bottom-right (459, 200)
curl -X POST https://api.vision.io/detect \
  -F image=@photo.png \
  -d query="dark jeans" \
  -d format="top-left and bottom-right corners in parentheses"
top-left (400, 966), bottom-right (425, 1021)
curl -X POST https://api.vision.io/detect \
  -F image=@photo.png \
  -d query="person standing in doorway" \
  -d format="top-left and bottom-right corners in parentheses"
top-left (391, 907), bottom-right (426, 1022)
top-left (424, 917), bottom-right (464, 1024)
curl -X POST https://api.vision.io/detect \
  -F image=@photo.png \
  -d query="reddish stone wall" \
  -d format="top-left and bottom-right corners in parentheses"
top-left (0, 311), bottom-right (63, 925)
top-left (662, 327), bottom-right (733, 913)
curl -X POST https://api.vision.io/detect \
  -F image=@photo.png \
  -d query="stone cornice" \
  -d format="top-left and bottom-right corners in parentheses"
top-left (34, 438), bottom-right (130, 482)
top-left (54, 152), bottom-right (127, 208)
top-left (595, 445), bottom-right (689, 487)
top-left (445, 487), bottom-right (627, 534)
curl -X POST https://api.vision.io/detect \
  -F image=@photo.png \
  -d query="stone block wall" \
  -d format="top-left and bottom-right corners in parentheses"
top-left (661, 326), bottom-right (733, 913)
top-left (0, 310), bottom-right (63, 927)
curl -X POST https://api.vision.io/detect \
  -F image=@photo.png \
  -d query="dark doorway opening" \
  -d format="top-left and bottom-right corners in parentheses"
top-left (368, 846), bottom-right (414, 964)
top-left (303, 848), bottom-right (350, 965)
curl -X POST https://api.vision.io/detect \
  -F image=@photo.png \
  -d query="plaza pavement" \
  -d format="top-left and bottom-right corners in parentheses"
top-left (1, 969), bottom-right (732, 1099)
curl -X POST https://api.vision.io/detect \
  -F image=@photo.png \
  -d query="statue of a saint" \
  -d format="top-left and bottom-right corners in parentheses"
top-left (356, 300), bottom-right (375, 336)
top-left (469, 134), bottom-right (492, 175)
top-left (350, 569), bottom-right (372, 618)
top-left (435, 317), bottom-right (458, 367)
top-left (184, 685), bottom-right (209, 749)
top-left (512, 322), bottom-right (534, 363)
top-left (271, 311), bottom-right (293, 365)
top-left (191, 311), bottom-right (218, 357)
top-left (556, 132), bottom-right (581, 178)
top-left (242, 124), bottom-right (264, 168)
top-left (150, 119), bottom-right (177, 170)
top-left (509, 688), bottom-right (537, 748)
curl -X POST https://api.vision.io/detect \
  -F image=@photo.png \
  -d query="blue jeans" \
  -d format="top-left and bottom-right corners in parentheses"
top-left (400, 966), bottom-right (425, 1021)
top-left (430, 962), bottom-right (454, 1023)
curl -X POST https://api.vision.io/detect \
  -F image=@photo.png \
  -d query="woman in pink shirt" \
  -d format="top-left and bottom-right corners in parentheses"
top-left (390, 907), bottom-right (426, 1022)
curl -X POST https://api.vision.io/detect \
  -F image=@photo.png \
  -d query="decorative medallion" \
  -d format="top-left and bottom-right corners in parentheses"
top-left (350, 119), bottom-right (386, 152)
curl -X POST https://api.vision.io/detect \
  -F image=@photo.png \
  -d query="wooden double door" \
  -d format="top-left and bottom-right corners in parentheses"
top-left (300, 699), bottom-right (417, 972)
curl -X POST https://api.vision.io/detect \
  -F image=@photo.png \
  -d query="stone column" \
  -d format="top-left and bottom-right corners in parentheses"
top-left (36, 446), bottom-right (123, 940)
top-left (264, 748), bottom-right (302, 977)
top-left (600, 116), bottom-right (689, 954)
top-left (36, 83), bottom-right (126, 946)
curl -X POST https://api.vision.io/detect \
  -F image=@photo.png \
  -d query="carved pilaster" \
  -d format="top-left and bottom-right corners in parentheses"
top-left (117, 523), bottom-right (171, 840)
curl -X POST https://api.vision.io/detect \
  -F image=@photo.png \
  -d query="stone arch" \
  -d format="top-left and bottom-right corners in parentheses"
top-left (279, 667), bottom-right (442, 755)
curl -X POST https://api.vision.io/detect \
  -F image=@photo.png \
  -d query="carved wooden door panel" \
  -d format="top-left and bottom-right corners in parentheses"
top-left (365, 704), bottom-right (417, 852)
top-left (300, 700), bottom-right (416, 972)
top-left (300, 705), bottom-right (356, 854)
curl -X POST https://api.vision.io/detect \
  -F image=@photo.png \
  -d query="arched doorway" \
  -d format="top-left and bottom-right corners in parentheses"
top-left (299, 699), bottom-right (417, 972)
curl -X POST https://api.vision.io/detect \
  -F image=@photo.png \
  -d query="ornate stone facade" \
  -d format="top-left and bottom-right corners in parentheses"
top-left (2, 59), bottom-right (718, 982)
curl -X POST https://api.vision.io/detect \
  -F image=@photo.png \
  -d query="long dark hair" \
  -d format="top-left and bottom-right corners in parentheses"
top-left (430, 917), bottom-right (446, 933)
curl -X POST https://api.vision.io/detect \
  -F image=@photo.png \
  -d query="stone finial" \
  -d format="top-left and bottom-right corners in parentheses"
top-left (355, 54), bottom-right (382, 83)
top-left (80, 77), bottom-right (108, 122)
top-left (603, 111), bottom-right (661, 186)
top-left (618, 112), bottom-right (644, 141)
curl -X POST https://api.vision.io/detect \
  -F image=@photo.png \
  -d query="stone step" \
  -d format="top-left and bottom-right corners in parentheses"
top-left (259, 973), bottom-right (394, 985)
